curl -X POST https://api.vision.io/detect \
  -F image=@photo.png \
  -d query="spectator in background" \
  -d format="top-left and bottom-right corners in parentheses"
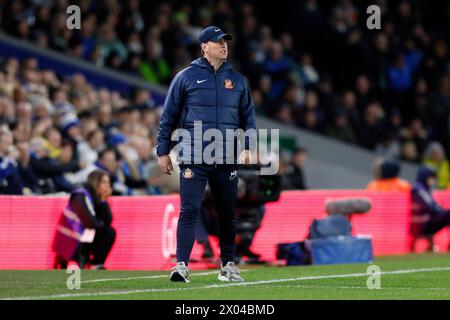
top-left (330, 0), bottom-right (359, 35)
top-left (367, 160), bottom-right (411, 192)
top-left (325, 108), bottom-right (356, 144)
top-left (42, 127), bottom-right (62, 160)
top-left (354, 75), bottom-right (375, 111)
top-left (340, 90), bottom-right (362, 136)
top-left (29, 136), bottom-right (78, 193)
top-left (257, 74), bottom-right (274, 115)
top-left (139, 39), bottom-right (171, 85)
top-left (77, 128), bottom-right (105, 167)
top-left (301, 109), bottom-right (321, 132)
top-left (400, 118), bottom-right (428, 156)
top-left (411, 166), bottom-right (450, 244)
top-left (401, 140), bottom-right (420, 163)
top-left (122, 51), bottom-right (143, 77)
top-left (73, 147), bottom-right (125, 194)
top-left (53, 170), bottom-right (115, 269)
top-left (281, 83), bottom-right (304, 113)
top-left (375, 130), bottom-right (401, 160)
top-left (403, 39), bottom-right (423, 74)
top-left (74, 146), bottom-right (149, 196)
top-left (294, 53), bottom-right (319, 89)
top-left (283, 148), bottom-right (308, 190)
top-left (396, 1), bottom-right (415, 40)
top-left (57, 112), bottom-right (83, 147)
top-left (79, 13), bottom-right (98, 60)
top-left (96, 23), bottom-right (128, 67)
top-left (428, 75), bottom-right (450, 154)
top-left (15, 140), bottom-right (38, 194)
top-left (412, 89), bottom-right (428, 127)
top-left (119, 0), bottom-right (145, 38)
top-left (365, 32), bottom-right (390, 90)
top-left (128, 135), bottom-right (161, 195)
top-left (0, 128), bottom-right (23, 194)
top-left (422, 142), bottom-right (450, 189)
top-left (385, 109), bottom-right (403, 137)
top-left (116, 140), bottom-right (150, 194)
top-left (298, 90), bottom-right (323, 132)
top-left (387, 52), bottom-right (413, 92)
top-left (264, 41), bottom-right (291, 98)
top-left (359, 101), bottom-right (385, 150)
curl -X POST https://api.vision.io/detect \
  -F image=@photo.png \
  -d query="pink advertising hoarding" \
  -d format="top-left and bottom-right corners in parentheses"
top-left (0, 191), bottom-right (448, 270)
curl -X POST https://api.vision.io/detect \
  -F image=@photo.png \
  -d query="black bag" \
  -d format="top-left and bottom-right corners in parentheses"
top-left (276, 242), bottom-right (311, 265)
top-left (309, 216), bottom-right (352, 239)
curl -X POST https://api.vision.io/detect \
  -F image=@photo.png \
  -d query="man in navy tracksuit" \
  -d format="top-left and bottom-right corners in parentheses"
top-left (157, 26), bottom-right (255, 283)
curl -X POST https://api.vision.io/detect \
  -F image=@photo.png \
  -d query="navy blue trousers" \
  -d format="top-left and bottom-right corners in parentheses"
top-left (177, 164), bottom-right (238, 266)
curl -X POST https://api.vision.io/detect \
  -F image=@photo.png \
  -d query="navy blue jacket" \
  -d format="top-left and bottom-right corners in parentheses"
top-left (411, 166), bottom-right (445, 235)
top-left (157, 58), bottom-right (256, 163)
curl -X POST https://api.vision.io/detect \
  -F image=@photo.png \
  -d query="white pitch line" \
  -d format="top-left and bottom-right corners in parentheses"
top-left (0, 270), bottom-right (227, 285)
top-left (83, 270), bottom-right (221, 283)
top-left (4, 266), bottom-right (450, 300)
top-left (0, 269), bottom-right (253, 287)
top-left (259, 285), bottom-right (450, 292)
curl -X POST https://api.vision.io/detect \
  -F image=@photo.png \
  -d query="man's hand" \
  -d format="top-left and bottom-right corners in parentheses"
top-left (238, 150), bottom-right (254, 165)
top-left (158, 155), bottom-right (173, 175)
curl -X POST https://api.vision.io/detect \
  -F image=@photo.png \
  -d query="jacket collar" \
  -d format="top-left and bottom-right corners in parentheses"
top-left (191, 57), bottom-right (232, 73)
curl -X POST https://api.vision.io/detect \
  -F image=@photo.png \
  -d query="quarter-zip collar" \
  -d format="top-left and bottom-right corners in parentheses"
top-left (190, 57), bottom-right (232, 74)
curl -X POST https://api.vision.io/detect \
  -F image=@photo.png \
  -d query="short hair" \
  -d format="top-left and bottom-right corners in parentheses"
top-left (98, 148), bottom-right (116, 160)
top-left (294, 147), bottom-right (307, 154)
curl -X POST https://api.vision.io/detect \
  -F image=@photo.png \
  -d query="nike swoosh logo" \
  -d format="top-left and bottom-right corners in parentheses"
top-left (214, 29), bottom-right (220, 32)
top-left (196, 79), bottom-right (207, 84)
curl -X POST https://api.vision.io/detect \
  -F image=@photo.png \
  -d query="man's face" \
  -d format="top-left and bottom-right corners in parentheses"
top-left (203, 38), bottom-right (228, 60)
top-left (293, 151), bottom-right (307, 167)
top-left (101, 151), bottom-right (118, 172)
top-left (0, 131), bottom-right (13, 155)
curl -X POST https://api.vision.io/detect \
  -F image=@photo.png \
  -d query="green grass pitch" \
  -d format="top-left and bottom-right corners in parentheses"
top-left (1, 253), bottom-right (450, 300)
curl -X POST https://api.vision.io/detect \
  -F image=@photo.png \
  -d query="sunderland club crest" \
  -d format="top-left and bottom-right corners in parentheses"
top-left (183, 168), bottom-right (194, 179)
top-left (224, 79), bottom-right (234, 89)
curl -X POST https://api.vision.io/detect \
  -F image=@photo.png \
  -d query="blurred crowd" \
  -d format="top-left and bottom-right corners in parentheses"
top-left (0, 56), bottom-right (183, 195)
top-left (0, 0), bottom-right (449, 193)
top-left (0, 55), bottom-right (306, 195)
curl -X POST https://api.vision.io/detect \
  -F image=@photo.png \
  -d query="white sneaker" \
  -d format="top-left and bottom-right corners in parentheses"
top-left (170, 262), bottom-right (190, 283)
top-left (218, 261), bottom-right (244, 282)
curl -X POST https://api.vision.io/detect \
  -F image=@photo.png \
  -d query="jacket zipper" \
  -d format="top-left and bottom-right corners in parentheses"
top-left (214, 67), bottom-right (218, 168)
top-left (214, 72), bottom-right (218, 129)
